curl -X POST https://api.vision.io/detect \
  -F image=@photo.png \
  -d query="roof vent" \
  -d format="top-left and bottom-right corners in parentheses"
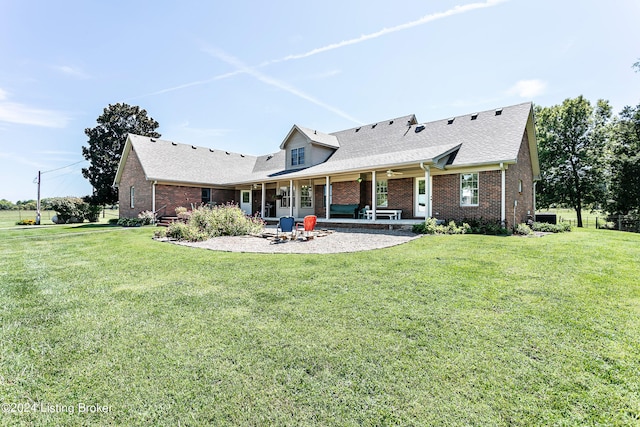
top-left (267, 155), bottom-right (273, 161)
top-left (150, 138), bottom-right (156, 142)
top-left (447, 118), bottom-right (455, 125)
top-left (209, 149), bottom-right (214, 152)
top-left (495, 108), bottom-right (503, 116)
top-left (240, 154), bottom-right (245, 157)
top-left (414, 125), bottom-right (425, 133)
top-left (471, 113), bottom-right (478, 120)
top-left (355, 127), bottom-right (361, 132)
top-left (192, 145), bottom-right (196, 149)
top-left (225, 151), bottom-right (230, 155)
top-left (314, 130), bottom-right (317, 134)
top-left (372, 123), bottom-right (377, 129)
top-left (407, 120), bottom-right (413, 125)
top-left (171, 142), bottom-right (177, 146)
top-left (389, 120), bottom-right (394, 125)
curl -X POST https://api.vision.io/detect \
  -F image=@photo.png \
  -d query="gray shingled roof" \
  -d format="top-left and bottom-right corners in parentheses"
top-left (117, 102), bottom-right (534, 187)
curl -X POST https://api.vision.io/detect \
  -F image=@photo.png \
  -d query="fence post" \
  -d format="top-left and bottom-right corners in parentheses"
top-left (618, 215), bottom-right (622, 231)
top-left (596, 217), bottom-right (598, 229)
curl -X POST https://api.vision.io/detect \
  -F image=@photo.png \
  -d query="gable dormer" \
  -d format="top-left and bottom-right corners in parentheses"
top-left (279, 125), bottom-right (339, 170)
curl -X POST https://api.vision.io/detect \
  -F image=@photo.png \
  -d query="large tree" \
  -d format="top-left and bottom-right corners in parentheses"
top-left (607, 103), bottom-right (640, 215)
top-left (535, 96), bottom-right (612, 227)
top-left (82, 103), bottom-right (161, 205)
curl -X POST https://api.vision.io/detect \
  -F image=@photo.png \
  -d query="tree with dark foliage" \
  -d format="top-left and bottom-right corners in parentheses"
top-left (82, 103), bottom-right (160, 205)
top-left (608, 103), bottom-right (640, 215)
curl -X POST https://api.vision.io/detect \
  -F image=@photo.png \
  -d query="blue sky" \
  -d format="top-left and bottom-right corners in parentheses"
top-left (1, 0), bottom-right (639, 202)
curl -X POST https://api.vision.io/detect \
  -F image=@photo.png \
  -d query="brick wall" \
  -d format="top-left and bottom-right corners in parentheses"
top-left (155, 185), bottom-right (201, 217)
top-left (505, 132), bottom-right (534, 225)
top-left (388, 178), bottom-right (413, 217)
top-left (432, 171), bottom-right (502, 222)
top-left (118, 148), bottom-right (153, 218)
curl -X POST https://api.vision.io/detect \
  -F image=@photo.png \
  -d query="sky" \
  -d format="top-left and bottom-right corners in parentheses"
top-left (1, 0), bottom-right (639, 203)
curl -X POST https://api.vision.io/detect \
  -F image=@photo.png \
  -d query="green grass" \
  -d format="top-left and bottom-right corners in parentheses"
top-left (1, 226), bottom-right (639, 426)
top-left (0, 209), bottom-right (119, 228)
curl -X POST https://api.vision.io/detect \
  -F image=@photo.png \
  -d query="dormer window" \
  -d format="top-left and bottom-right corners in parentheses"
top-left (291, 147), bottom-right (305, 166)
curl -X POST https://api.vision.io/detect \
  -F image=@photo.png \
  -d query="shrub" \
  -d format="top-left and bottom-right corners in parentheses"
top-left (49, 197), bottom-right (87, 224)
top-left (514, 223), bottom-right (533, 236)
top-left (16, 219), bottom-right (36, 225)
top-left (461, 217), bottom-right (511, 235)
top-left (413, 218), bottom-right (470, 235)
top-left (117, 217), bottom-right (145, 227)
top-left (531, 222), bottom-right (571, 233)
top-left (163, 203), bottom-right (264, 241)
top-left (108, 218), bottom-right (119, 225)
top-left (138, 210), bottom-right (155, 225)
top-left (85, 204), bottom-right (103, 222)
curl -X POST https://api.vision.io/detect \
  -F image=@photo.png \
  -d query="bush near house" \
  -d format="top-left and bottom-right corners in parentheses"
top-left (162, 203), bottom-right (264, 241)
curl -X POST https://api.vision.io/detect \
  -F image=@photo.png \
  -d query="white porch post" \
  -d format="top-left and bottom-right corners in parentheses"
top-left (533, 181), bottom-right (537, 214)
top-left (325, 176), bottom-right (330, 219)
top-left (500, 163), bottom-right (506, 226)
top-left (289, 179), bottom-right (294, 217)
top-left (371, 170), bottom-right (376, 220)
top-left (260, 183), bottom-right (266, 218)
top-left (424, 166), bottom-right (431, 219)
top-left (152, 181), bottom-right (157, 223)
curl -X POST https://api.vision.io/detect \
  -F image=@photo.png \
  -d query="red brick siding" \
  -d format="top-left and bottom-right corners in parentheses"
top-left (118, 148), bottom-right (153, 218)
top-left (388, 178), bottom-right (414, 217)
top-left (505, 132), bottom-right (534, 225)
top-left (314, 184), bottom-right (327, 217)
top-left (155, 185), bottom-right (201, 217)
top-left (331, 181), bottom-right (361, 205)
top-left (432, 171), bottom-right (502, 223)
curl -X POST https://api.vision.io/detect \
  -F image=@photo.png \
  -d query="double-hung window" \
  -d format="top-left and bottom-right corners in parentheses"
top-left (460, 173), bottom-right (479, 206)
top-left (291, 147), bottom-right (305, 166)
top-left (130, 186), bottom-right (135, 208)
top-left (300, 184), bottom-right (312, 208)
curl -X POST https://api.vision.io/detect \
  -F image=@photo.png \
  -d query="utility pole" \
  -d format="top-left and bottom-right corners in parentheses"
top-left (36, 170), bottom-right (41, 225)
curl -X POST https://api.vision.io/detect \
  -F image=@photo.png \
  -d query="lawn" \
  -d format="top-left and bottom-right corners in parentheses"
top-left (0, 225), bottom-right (639, 426)
top-left (0, 209), bottom-right (119, 228)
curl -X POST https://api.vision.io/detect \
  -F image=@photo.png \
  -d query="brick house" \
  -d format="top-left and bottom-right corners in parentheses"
top-left (114, 102), bottom-right (540, 227)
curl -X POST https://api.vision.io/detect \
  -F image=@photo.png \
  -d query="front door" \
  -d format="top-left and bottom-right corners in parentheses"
top-left (415, 178), bottom-right (426, 217)
top-left (240, 190), bottom-right (252, 214)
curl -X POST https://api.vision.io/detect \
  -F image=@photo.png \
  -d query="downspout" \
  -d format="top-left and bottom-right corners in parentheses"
top-left (533, 181), bottom-right (537, 215)
top-left (420, 162), bottom-right (431, 220)
top-left (500, 162), bottom-right (506, 227)
top-left (152, 180), bottom-right (157, 224)
top-left (289, 179), bottom-right (294, 217)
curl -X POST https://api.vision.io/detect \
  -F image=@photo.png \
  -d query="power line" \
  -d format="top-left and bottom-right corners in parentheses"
top-left (42, 159), bottom-right (88, 175)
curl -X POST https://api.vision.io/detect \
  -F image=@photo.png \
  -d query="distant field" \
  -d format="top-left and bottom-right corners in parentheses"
top-left (0, 208), bottom-right (119, 228)
top-left (537, 208), bottom-right (606, 228)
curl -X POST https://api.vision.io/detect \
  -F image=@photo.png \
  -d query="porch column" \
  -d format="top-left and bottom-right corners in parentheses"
top-left (260, 183), bottom-right (266, 218)
top-left (500, 163), bottom-right (506, 226)
top-left (325, 176), bottom-right (330, 219)
top-left (424, 166), bottom-right (431, 219)
top-left (371, 170), bottom-right (376, 221)
top-left (289, 179), bottom-right (294, 217)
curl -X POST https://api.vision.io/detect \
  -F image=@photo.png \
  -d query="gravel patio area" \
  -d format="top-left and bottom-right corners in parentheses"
top-left (169, 227), bottom-right (421, 254)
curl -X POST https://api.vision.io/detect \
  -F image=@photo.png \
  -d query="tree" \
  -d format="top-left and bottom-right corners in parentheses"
top-left (82, 103), bottom-right (160, 205)
top-left (607, 103), bottom-right (640, 215)
top-left (535, 96), bottom-right (612, 227)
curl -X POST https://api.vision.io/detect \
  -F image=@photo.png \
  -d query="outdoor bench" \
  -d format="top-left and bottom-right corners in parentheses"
top-left (329, 204), bottom-right (359, 218)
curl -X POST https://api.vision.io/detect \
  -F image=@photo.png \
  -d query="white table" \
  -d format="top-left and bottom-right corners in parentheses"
top-left (365, 209), bottom-right (402, 220)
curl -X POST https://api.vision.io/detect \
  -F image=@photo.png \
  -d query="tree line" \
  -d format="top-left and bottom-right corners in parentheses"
top-left (535, 97), bottom-right (640, 227)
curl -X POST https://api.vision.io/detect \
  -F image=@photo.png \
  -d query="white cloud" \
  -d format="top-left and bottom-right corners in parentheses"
top-left (0, 102), bottom-right (71, 128)
top-left (507, 79), bottom-right (548, 98)
top-left (52, 65), bottom-right (90, 79)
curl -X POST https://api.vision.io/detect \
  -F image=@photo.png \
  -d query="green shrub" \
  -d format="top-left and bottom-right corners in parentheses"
top-left (108, 218), bottom-right (119, 225)
top-left (413, 218), bottom-right (470, 235)
top-left (163, 203), bottom-right (264, 241)
top-left (138, 210), bottom-right (155, 225)
top-left (85, 204), bottom-right (103, 222)
top-left (514, 223), bottom-right (533, 236)
top-left (49, 197), bottom-right (87, 224)
top-left (117, 217), bottom-right (145, 227)
top-left (531, 222), bottom-right (571, 233)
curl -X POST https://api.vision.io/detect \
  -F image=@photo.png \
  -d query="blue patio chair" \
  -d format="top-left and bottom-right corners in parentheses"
top-left (276, 216), bottom-right (295, 240)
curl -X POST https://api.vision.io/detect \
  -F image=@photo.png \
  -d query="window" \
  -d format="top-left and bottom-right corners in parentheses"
top-left (130, 186), bottom-right (135, 208)
top-left (376, 180), bottom-right (388, 207)
top-left (201, 188), bottom-right (211, 204)
top-left (300, 184), bottom-right (312, 208)
top-left (322, 184), bottom-right (333, 207)
top-left (291, 147), bottom-right (305, 166)
top-left (460, 173), bottom-right (479, 206)
top-left (242, 191), bottom-right (250, 204)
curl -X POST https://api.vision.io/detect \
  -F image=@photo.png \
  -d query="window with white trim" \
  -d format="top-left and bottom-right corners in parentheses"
top-left (130, 186), bottom-right (135, 208)
top-left (460, 173), bottom-right (478, 206)
top-left (376, 180), bottom-right (388, 207)
top-left (279, 186), bottom-right (290, 208)
top-left (291, 147), bottom-right (305, 166)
